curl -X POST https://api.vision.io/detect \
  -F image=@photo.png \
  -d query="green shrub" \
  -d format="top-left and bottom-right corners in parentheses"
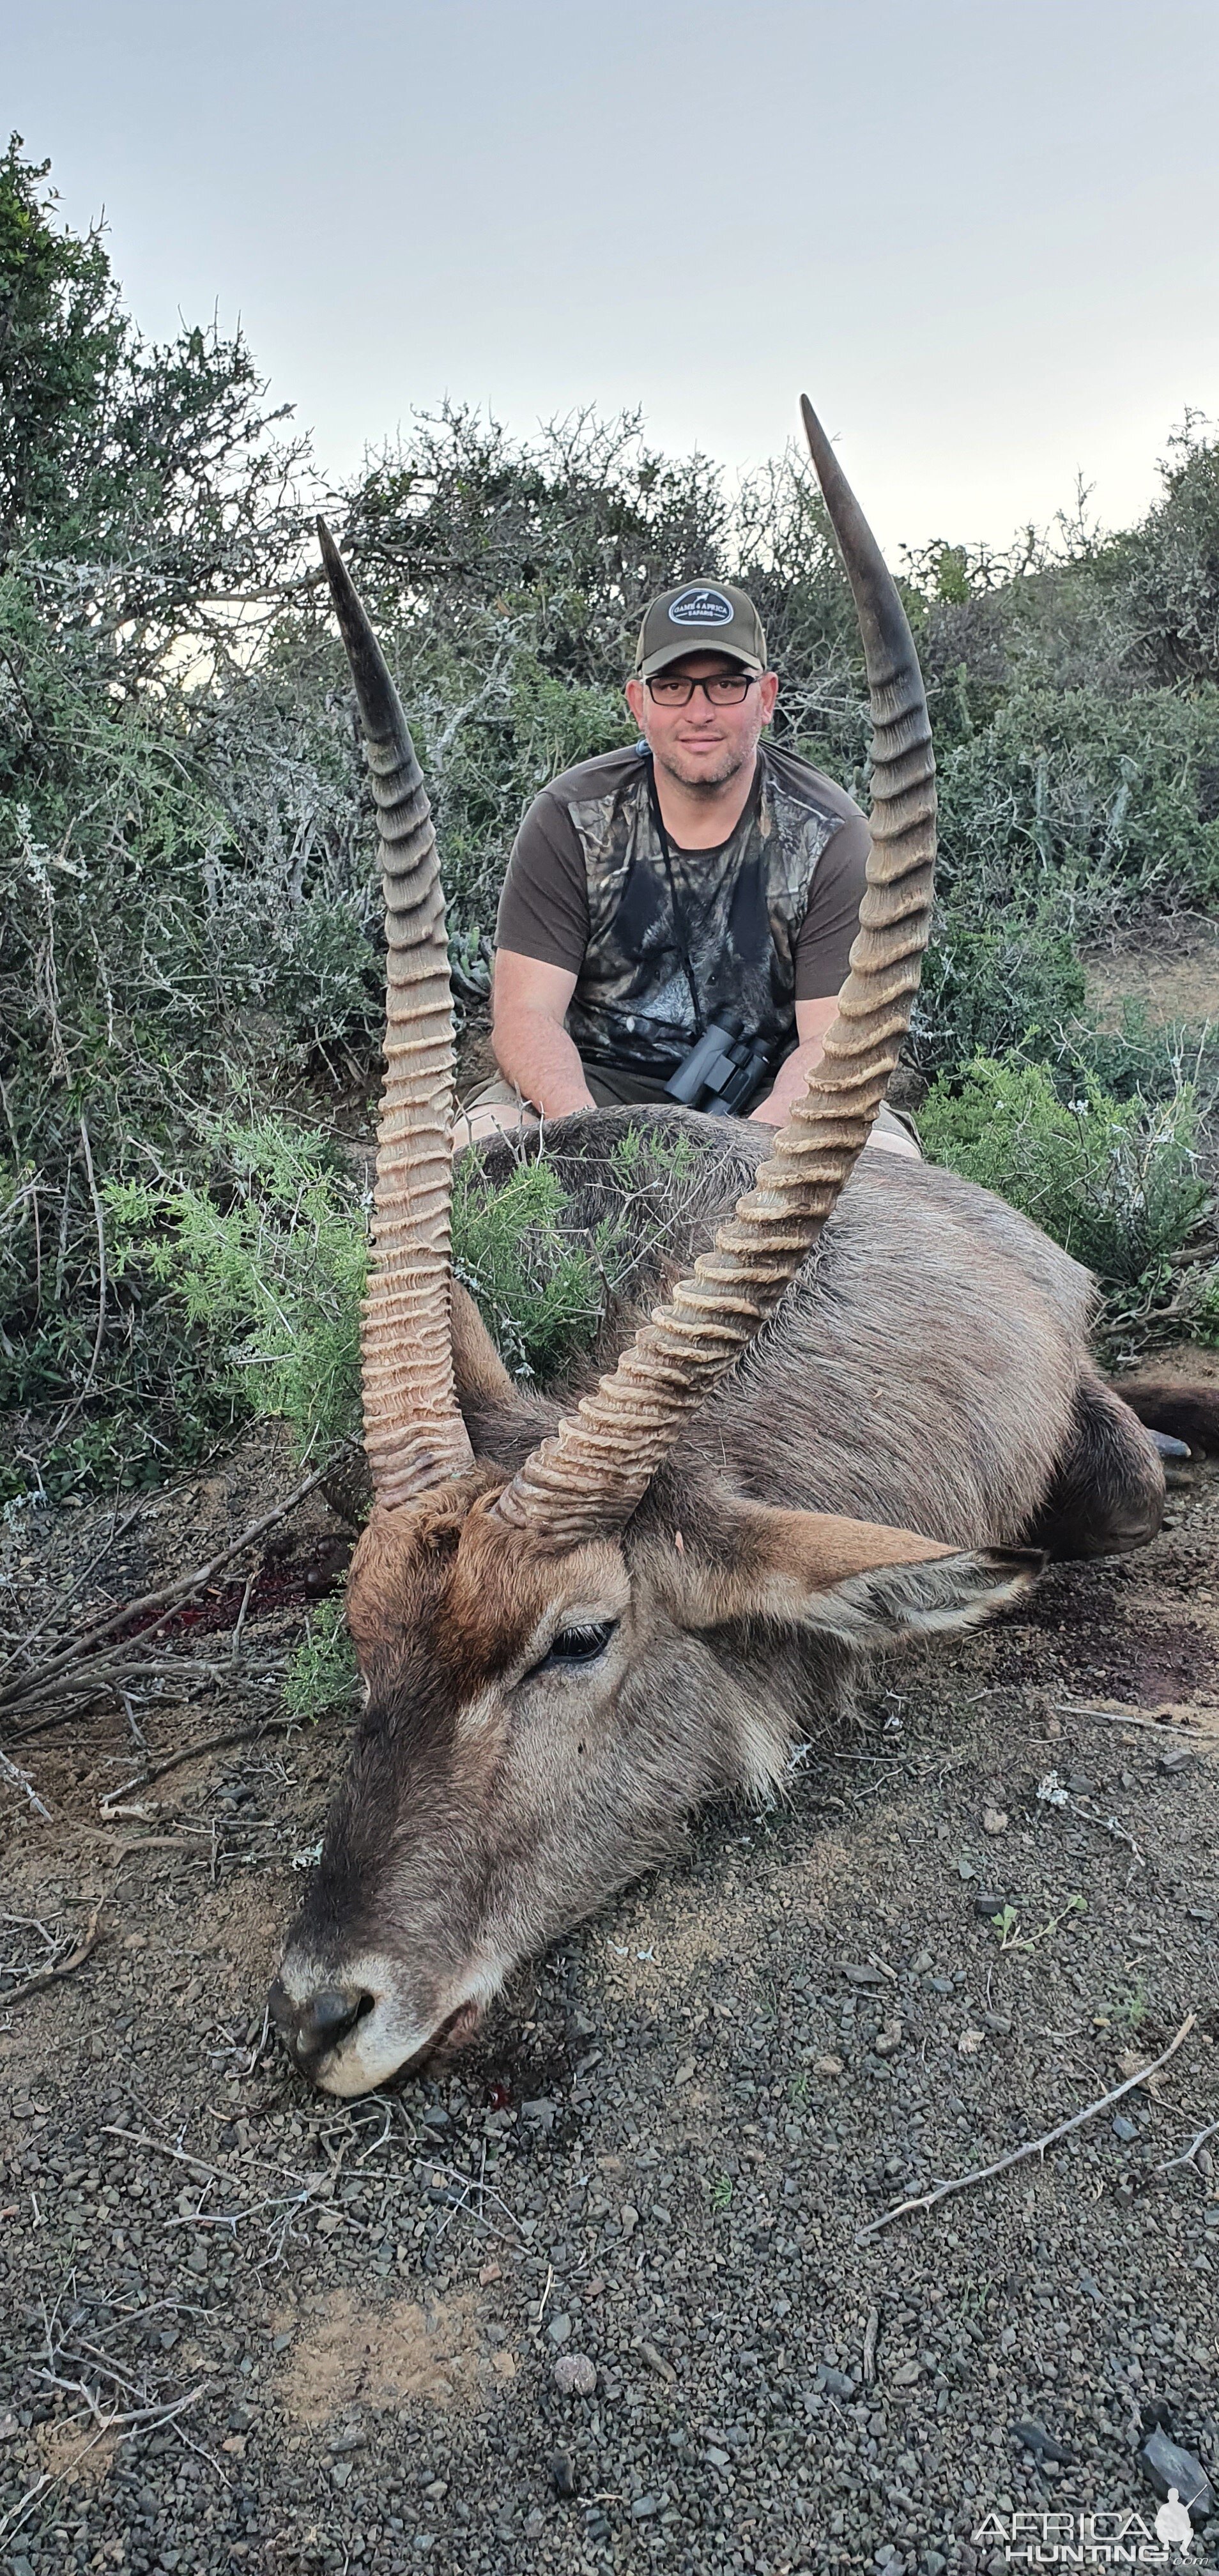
top-left (919, 1055), bottom-right (1209, 1289)
top-left (911, 913), bottom-right (1087, 1075)
top-left (282, 1598), bottom-right (358, 1721)
top-left (105, 1118), bottom-right (682, 1479)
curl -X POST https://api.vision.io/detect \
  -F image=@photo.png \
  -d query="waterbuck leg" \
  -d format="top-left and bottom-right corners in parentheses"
top-left (1112, 1375), bottom-right (1219, 1459)
top-left (1029, 1370), bottom-right (1165, 1561)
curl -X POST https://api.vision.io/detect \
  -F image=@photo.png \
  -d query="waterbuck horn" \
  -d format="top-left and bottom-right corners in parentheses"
top-left (494, 399), bottom-right (936, 1547)
top-left (318, 519), bottom-right (473, 1507)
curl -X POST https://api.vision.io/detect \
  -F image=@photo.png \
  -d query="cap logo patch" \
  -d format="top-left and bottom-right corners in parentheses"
top-left (667, 586), bottom-right (733, 627)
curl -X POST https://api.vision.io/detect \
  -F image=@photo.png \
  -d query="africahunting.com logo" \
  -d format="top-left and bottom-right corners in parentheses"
top-left (972, 2500), bottom-right (1209, 2564)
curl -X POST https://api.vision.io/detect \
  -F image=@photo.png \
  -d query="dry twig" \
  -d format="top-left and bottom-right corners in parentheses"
top-left (1, 1454), bottom-right (344, 1728)
top-left (857, 2013), bottom-right (1197, 2240)
top-left (1, 1906), bottom-right (105, 2009)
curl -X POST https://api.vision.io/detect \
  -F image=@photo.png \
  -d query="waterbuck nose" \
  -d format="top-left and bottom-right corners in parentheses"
top-left (268, 1977), bottom-right (374, 2069)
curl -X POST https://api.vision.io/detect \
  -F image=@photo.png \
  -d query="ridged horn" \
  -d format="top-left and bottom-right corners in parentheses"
top-left (494, 400), bottom-right (935, 1549)
top-left (318, 519), bottom-right (472, 1506)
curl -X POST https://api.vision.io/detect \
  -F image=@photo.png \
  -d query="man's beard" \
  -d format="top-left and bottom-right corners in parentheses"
top-left (654, 739), bottom-right (754, 796)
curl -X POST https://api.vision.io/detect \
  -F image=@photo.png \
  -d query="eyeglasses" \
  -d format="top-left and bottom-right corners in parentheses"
top-left (644, 671), bottom-right (758, 707)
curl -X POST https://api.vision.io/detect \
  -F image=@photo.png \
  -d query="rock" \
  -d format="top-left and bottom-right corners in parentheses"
top-left (819, 2366), bottom-right (855, 2398)
top-left (842, 1963), bottom-right (889, 1986)
top-left (956, 1854), bottom-right (976, 1880)
top-left (1138, 2426), bottom-right (1213, 2516)
top-left (909, 1951), bottom-right (933, 1974)
top-left (983, 1807), bottom-right (1009, 1835)
top-left (620, 2203), bottom-right (638, 2235)
top-left (553, 2352), bottom-right (596, 2396)
top-left (957, 2030), bottom-right (986, 2057)
top-left (875, 2024), bottom-right (903, 2058)
top-left (523, 2506), bottom-right (546, 2539)
top-left (974, 1890), bottom-right (1008, 1918)
top-left (1066, 1772), bottom-right (1095, 1793)
top-left (546, 2312), bottom-right (572, 2347)
top-left (631, 2494), bottom-right (659, 2519)
top-left (1157, 1747), bottom-right (1192, 1775)
top-left (640, 2340), bottom-right (677, 2384)
top-left (815, 2055), bottom-right (845, 2077)
top-left (1012, 2419), bottom-right (1073, 2465)
top-left (1112, 2114), bottom-right (1138, 2143)
top-left (549, 2449), bottom-right (578, 2498)
top-left (673, 2055), bottom-right (696, 2083)
top-left (520, 2097), bottom-right (556, 2133)
top-left (893, 2360), bottom-right (921, 2386)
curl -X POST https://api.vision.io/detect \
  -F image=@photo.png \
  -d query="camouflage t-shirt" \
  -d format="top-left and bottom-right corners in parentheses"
top-left (494, 742), bottom-right (870, 1080)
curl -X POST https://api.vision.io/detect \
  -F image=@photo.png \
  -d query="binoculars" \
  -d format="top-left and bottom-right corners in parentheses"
top-left (664, 1013), bottom-right (772, 1118)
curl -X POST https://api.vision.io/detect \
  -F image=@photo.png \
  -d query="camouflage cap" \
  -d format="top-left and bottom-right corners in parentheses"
top-left (633, 581), bottom-right (767, 679)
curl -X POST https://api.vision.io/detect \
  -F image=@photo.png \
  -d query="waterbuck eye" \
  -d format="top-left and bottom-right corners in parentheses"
top-left (532, 1619), bottom-right (617, 1675)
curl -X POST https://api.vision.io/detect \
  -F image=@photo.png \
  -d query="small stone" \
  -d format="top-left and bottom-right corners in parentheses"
top-left (909, 1951), bottom-right (933, 1974)
top-left (546, 2312), bottom-right (571, 2347)
top-left (523, 2506), bottom-right (546, 2539)
top-left (1112, 2114), bottom-right (1138, 2143)
top-left (974, 1890), bottom-right (1008, 1918)
top-left (1157, 1747), bottom-right (1192, 1775)
top-left (186, 2243), bottom-right (208, 2274)
top-left (875, 2024), bottom-right (903, 2058)
top-left (842, 1961), bottom-right (889, 1985)
top-left (956, 1853), bottom-right (976, 1880)
top-left (640, 2340), bottom-right (677, 2384)
top-left (549, 2449), bottom-right (578, 2498)
top-left (815, 2055), bottom-right (845, 2078)
top-left (820, 2366), bottom-right (855, 2398)
top-left (958, 2029), bottom-right (986, 2057)
top-left (983, 2010), bottom-right (1012, 2033)
top-left (893, 2360), bottom-right (921, 2386)
top-left (673, 2055), bottom-right (696, 2083)
top-left (983, 1807), bottom-right (1009, 1835)
top-left (553, 2352), bottom-right (596, 2396)
top-left (620, 2203), bottom-right (638, 2235)
top-left (0, 2414), bottom-right (19, 2441)
top-left (631, 2494), bottom-right (659, 2520)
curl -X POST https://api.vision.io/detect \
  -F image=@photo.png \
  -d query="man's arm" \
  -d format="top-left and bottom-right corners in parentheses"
top-left (491, 949), bottom-right (597, 1117)
top-left (749, 994), bottom-right (837, 1125)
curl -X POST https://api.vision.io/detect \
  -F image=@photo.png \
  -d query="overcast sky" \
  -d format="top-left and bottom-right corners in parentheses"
top-left (6, 0), bottom-right (1218, 555)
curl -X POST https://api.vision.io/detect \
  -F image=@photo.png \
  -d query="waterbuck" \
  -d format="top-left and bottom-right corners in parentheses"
top-left (271, 401), bottom-right (1206, 2098)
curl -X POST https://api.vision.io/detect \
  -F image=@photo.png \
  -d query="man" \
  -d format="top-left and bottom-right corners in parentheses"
top-left (459, 578), bottom-right (917, 1154)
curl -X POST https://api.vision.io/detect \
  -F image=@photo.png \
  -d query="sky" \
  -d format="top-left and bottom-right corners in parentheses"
top-left (6, 0), bottom-right (1219, 556)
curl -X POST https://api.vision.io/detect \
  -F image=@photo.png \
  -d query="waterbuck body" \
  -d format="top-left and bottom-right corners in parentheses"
top-left (275, 1108), bottom-right (1167, 2096)
top-left (270, 406), bottom-right (1200, 2099)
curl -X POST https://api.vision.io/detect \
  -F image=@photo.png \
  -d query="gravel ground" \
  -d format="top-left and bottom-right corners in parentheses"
top-left (2, 1420), bottom-right (1217, 2576)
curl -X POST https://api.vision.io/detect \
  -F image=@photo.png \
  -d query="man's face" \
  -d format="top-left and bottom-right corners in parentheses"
top-left (625, 653), bottom-right (779, 795)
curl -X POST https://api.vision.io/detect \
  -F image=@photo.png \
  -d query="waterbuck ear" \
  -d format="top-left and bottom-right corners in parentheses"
top-left (450, 1281), bottom-right (516, 1408)
top-left (665, 1497), bottom-right (1043, 1644)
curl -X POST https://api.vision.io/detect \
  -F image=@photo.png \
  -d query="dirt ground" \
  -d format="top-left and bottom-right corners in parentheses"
top-left (1082, 913), bottom-right (1219, 1035)
top-left (1, 1367), bottom-right (1217, 2576)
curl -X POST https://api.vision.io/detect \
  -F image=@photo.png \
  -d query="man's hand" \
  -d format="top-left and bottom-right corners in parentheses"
top-left (491, 951), bottom-right (597, 1117)
top-left (749, 995), bottom-right (836, 1124)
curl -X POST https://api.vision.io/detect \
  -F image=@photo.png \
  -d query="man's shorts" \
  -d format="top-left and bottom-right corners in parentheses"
top-left (461, 1065), bottom-right (922, 1154)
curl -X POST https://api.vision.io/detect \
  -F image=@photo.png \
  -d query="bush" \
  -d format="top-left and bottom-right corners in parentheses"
top-left (919, 1055), bottom-right (1209, 1291)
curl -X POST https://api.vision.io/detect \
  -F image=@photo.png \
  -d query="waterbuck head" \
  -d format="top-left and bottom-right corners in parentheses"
top-left (270, 402), bottom-right (1038, 2096)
